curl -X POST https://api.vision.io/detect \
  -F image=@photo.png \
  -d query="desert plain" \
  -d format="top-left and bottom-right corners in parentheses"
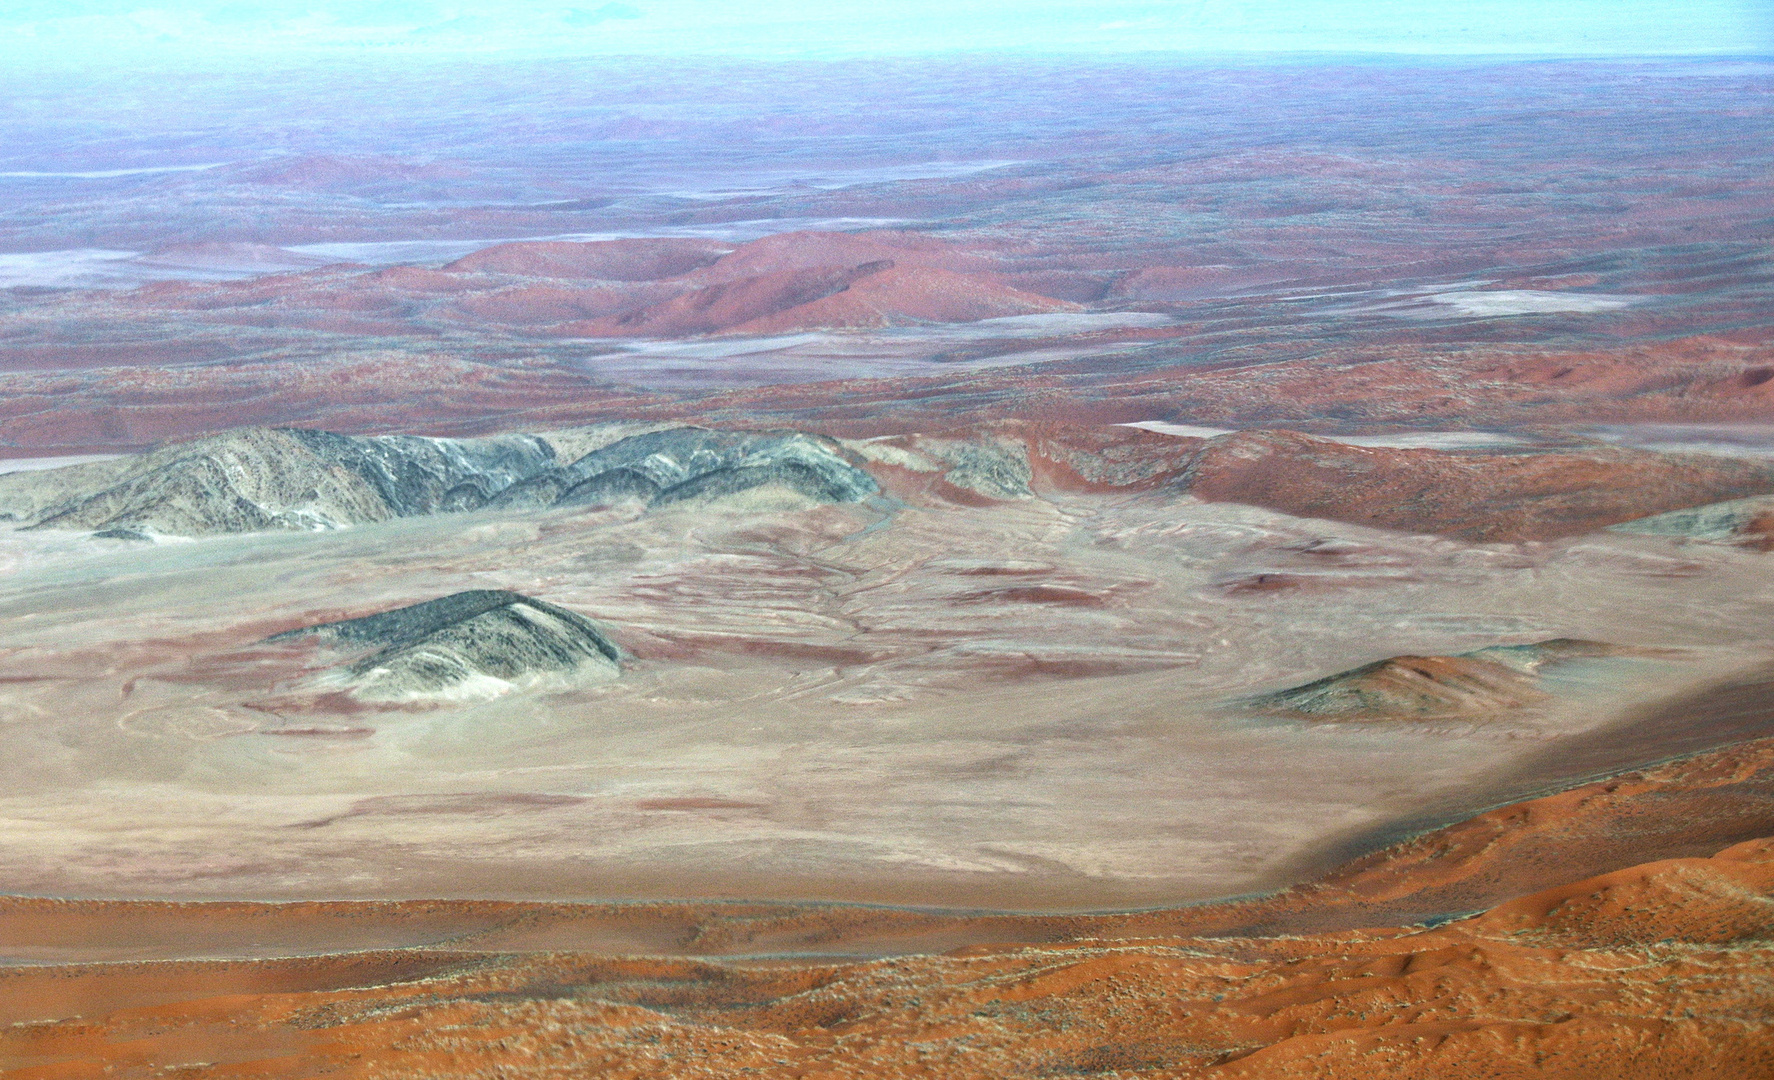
top-left (0, 55), bottom-right (1772, 1078)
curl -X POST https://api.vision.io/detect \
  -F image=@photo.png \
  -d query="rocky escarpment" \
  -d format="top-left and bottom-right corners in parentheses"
top-left (0, 424), bottom-right (877, 537)
top-left (1243, 638), bottom-right (1651, 720)
top-left (268, 590), bottom-right (622, 702)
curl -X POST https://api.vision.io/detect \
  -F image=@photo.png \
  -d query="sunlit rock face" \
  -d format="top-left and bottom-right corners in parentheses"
top-left (268, 589), bottom-right (622, 702)
top-left (0, 424), bottom-right (879, 537)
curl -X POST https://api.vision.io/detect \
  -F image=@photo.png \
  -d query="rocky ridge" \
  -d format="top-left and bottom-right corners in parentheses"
top-left (489, 426), bottom-right (880, 513)
top-left (0, 423), bottom-right (878, 537)
top-left (7, 418), bottom-right (1773, 544)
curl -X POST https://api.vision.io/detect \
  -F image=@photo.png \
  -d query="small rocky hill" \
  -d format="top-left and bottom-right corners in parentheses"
top-left (268, 589), bottom-right (622, 702)
top-left (1243, 638), bottom-right (1652, 720)
top-left (1609, 493), bottom-right (1774, 549)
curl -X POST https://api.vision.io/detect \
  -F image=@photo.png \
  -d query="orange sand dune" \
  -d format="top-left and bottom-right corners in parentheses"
top-left (3, 675), bottom-right (1772, 1076)
top-left (3, 836), bottom-right (1770, 1077)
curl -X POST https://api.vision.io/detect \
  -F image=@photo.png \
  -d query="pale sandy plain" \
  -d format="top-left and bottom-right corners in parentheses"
top-left (0, 464), bottom-right (1766, 911)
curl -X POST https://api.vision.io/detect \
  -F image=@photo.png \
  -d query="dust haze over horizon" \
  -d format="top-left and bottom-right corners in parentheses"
top-left (2, 0), bottom-right (1770, 63)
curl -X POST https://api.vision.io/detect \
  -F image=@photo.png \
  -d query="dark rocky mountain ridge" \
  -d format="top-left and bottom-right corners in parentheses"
top-left (6, 418), bottom-right (1774, 546)
top-left (0, 423), bottom-right (878, 537)
top-left (489, 426), bottom-right (879, 512)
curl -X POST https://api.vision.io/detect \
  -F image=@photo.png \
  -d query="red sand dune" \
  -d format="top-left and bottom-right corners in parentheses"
top-left (8, 297), bottom-right (1772, 458)
top-left (1143, 334), bottom-right (1774, 430)
top-left (443, 237), bottom-right (733, 280)
top-left (557, 261), bottom-right (891, 337)
top-left (102, 230), bottom-right (1075, 338)
top-left (687, 229), bottom-right (1015, 281)
top-left (557, 261), bottom-right (1077, 337)
top-left (723, 264), bottom-right (1080, 334)
top-left (359, 266), bottom-right (481, 293)
top-left (446, 282), bottom-right (678, 324)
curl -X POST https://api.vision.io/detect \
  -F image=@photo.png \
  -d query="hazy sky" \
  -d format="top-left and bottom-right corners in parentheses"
top-left (2, 1), bottom-right (1770, 61)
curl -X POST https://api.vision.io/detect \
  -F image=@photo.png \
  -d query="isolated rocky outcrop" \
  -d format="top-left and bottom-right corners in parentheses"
top-left (1243, 638), bottom-right (1651, 720)
top-left (1609, 493), bottom-right (1774, 549)
top-left (268, 589), bottom-right (621, 701)
top-left (0, 424), bottom-right (878, 537)
top-left (848, 431), bottom-right (1037, 503)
